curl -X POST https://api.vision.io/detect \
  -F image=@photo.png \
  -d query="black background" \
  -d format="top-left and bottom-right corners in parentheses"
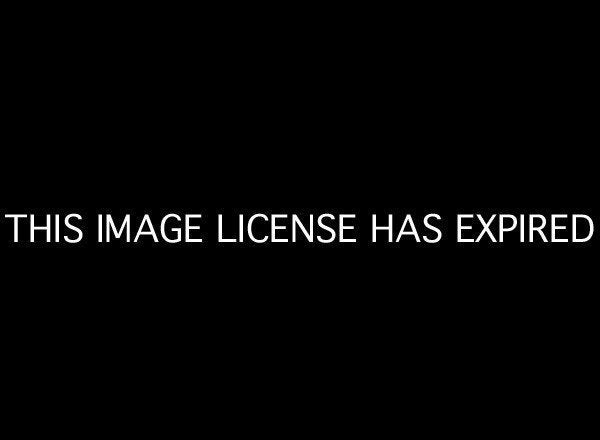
top-left (1, 6), bottom-right (597, 434)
